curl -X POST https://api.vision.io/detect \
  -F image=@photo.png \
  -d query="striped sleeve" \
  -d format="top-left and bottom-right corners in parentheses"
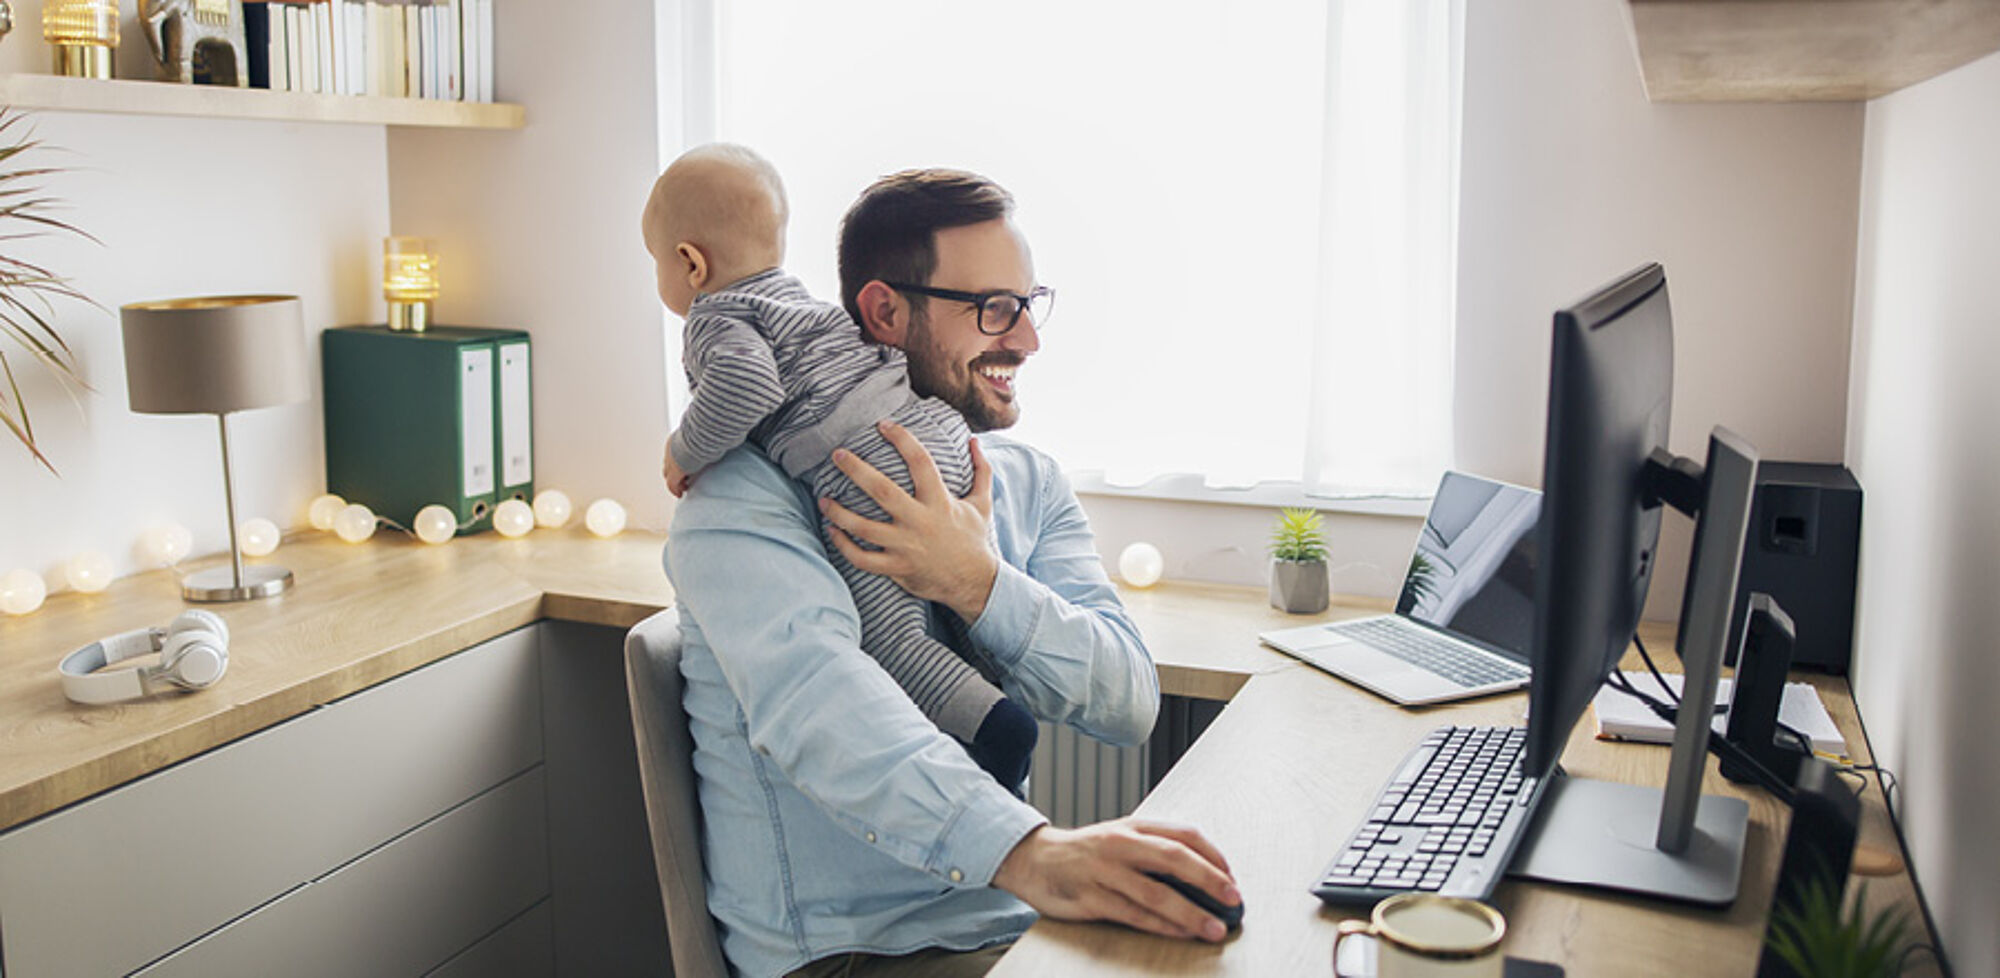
top-left (670, 312), bottom-right (785, 475)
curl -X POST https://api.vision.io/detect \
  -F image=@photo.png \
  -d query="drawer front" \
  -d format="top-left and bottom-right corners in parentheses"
top-left (134, 767), bottom-right (550, 978)
top-left (426, 900), bottom-right (554, 978)
top-left (0, 626), bottom-right (544, 978)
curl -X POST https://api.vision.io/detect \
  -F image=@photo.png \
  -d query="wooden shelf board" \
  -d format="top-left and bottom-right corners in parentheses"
top-left (1628, 0), bottom-right (2000, 101)
top-left (0, 72), bottom-right (523, 129)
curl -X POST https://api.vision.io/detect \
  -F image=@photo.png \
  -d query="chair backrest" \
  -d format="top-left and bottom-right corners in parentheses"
top-left (625, 610), bottom-right (731, 978)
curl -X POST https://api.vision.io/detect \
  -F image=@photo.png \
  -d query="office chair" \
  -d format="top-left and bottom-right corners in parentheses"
top-left (625, 610), bottom-right (731, 978)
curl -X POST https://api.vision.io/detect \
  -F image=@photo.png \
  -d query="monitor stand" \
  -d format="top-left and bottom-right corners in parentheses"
top-left (1507, 772), bottom-right (1749, 906)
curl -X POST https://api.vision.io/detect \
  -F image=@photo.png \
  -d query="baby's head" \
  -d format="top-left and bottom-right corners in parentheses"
top-left (643, 143), bottom-right (788, 316)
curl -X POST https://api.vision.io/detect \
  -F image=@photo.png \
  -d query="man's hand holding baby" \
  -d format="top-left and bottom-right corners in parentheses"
top-left (820, 421), bottom-right (999, 624)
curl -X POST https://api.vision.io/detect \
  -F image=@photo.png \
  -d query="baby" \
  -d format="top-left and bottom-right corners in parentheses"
top-left (645, 143), bottom-right (1036, 792)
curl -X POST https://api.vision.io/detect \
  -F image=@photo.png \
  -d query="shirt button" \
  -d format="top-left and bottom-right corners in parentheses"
top-left (865, 832), bottom-right (877, 844)
top-left (949, 869), bottom-right (964, 883)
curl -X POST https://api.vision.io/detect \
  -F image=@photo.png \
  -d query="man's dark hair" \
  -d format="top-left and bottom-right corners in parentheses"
top-left (838, 169), bottom-right (1015, 327)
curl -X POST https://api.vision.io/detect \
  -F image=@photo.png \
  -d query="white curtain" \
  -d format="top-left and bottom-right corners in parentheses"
top-left (704, 0), bottom-right (1460, 498)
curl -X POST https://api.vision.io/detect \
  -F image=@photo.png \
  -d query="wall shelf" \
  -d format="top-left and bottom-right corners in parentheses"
top-left (0, 72), bottom-right (523, 128)
top-left (1627, 0), bottom-right (2000, 101)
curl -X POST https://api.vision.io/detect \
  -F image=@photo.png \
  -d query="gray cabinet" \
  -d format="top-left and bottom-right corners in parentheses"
top-left (0, 626), bottom-right (549, 978)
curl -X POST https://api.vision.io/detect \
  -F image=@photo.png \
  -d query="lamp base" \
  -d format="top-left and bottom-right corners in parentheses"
top-left (387, 301), bottom-right (431, 333)
top-left (182, 564), bottom-right (293, 602)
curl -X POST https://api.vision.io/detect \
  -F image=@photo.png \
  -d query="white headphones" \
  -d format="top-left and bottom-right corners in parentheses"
top-left (59, 610), bottom-right (231, 705)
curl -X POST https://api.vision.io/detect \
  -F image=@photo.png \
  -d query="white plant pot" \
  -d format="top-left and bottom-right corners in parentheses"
top-left (1270, 558), bottom-right (1329, 614)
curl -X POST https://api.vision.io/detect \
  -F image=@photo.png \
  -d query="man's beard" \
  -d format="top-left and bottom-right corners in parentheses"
top-left (904, 308), bottom-right (1021, 432)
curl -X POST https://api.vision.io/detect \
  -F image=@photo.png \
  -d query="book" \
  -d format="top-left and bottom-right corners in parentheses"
top-left (243, 2), bottom-right (271, 89)
top-left (1591, 671), bottom-right (1848, 756)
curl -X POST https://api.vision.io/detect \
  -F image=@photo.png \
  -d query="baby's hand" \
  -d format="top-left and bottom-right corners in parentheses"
top-left (663, 446), bottom-right (694, 498)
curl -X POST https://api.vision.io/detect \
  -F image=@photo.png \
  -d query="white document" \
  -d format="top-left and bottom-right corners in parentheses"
top-left (1591, 670), bottom-right (1847, 756)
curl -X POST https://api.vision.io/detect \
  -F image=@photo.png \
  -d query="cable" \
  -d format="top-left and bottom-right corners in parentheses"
top-left (1603, 668), bottom-right (1798, 804)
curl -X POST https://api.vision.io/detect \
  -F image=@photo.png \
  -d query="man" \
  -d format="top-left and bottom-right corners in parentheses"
top-left (665, 169), bottom-right (1238, 978)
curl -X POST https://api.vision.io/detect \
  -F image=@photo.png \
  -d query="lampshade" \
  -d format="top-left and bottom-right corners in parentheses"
top-left (122, 296), bottom-right (310, 415)
top-left (120, 295), bottom-right (309, 603)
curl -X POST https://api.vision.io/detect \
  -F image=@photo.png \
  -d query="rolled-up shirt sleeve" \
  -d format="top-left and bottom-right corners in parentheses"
top-left (667, 450), bottom-right (1046, 886)
top-left (969, 445), bottom-right (1160, 748)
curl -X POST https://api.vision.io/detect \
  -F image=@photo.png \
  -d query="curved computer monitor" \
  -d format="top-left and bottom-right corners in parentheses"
top-left (1522, 263), bottom-right (1674, 777)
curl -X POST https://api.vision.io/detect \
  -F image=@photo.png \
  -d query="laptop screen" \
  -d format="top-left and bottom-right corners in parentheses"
top-left (1395, 472), bottom-right (1542, 663)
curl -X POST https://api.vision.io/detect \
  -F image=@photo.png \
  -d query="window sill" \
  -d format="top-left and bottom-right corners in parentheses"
top-left (1069, 472), bottom-right (1432, 518)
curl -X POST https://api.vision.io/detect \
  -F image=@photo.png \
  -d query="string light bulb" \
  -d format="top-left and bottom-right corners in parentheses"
top-left (308, 493), bottom-right (347, 530)
top-left (239, 518), bottom-right (281, 557)
top-left (414, 505), bottom-right (458, 544)
top-left (333, 503), bottom-right (378, 543)
top-left (493, 499), bottom-right (535, 538)
top-left (138, 522), bottom-right (193, 566)
top-left (584, 498), bottom-right (627, 538)
top-left (532, 489), bottom-right (573, 528)
top-left (64, 551), bottom-right (115, 593)
top-left (1118, 542), bottom-right (1165, 588)
top-left (1, 569), bottom-right (47, 615)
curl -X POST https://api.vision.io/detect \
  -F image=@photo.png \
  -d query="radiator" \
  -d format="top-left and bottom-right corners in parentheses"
top-left (1026, 696), bottom-right (1221, 828)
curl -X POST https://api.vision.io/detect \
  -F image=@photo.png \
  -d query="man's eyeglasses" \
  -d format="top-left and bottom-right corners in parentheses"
top-left (885, 282), bottom-right (1056, 336)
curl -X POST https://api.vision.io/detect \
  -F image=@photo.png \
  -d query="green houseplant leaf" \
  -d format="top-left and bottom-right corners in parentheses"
top-left (0, 107), bottom-right (100, 474)
top-left (1270, 507), bottom-right (1327, 563)
top-left (1765, 873), bottom-right (1912, 978)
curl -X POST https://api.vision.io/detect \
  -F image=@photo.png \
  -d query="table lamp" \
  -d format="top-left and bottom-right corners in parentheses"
top-left (383, 236), bottom-right (439, 332)
top-left (123, 295), bottom-right (310, 602)
top-left (42, 0), bottom-right (118, 79)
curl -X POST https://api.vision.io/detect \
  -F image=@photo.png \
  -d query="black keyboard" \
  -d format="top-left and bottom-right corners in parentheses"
top-left (1332, 618), bottom-right (1529, 688)
top-left (1312, 725), bottom-right (1543, 904)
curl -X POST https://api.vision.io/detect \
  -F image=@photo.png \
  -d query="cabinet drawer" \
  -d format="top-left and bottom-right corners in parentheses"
top-left (0, 626), bottom-right (544, 978)
top-left (134, 767), bottom-right (550, 978)
top-left (426, 900), bottom-right (554, 978)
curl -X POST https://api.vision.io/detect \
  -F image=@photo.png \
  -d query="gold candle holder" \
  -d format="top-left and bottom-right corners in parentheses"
top-left (383, 236), bottom-right (440, 333)
top-left (43, 0), bottom-right (119, 80)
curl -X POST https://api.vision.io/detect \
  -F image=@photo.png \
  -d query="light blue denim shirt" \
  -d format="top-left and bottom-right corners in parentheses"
top-left (665, 435), bottom-right (1159, 978)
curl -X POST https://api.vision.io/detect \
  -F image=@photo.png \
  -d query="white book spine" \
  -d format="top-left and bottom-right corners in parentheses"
top-left (442, 0), bottom-right (459, 102)
top-left (270, 5), bottom-right (290, 92)
top-left (405, 5), bottom-right (421, 99)
top-left (327, 0), bottom-right (346, 95)
top-left (477, 0), bottom-right (492, 103)
top-left (286, 6), bottom-right (305, 93)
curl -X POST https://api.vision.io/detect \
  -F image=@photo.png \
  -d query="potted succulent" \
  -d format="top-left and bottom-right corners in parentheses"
top-left (0, 108), bottom-right (98, 474)
top-left (1269, 507), bottom-right (1330, 614)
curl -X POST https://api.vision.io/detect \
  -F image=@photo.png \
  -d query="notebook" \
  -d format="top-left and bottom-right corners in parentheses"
top-left (1260, 471), bottom-right (1541, 706)
top-left (1591, 671), bottom-right (1847, 756)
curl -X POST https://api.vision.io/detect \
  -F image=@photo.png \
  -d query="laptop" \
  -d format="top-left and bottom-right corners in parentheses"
top-left (1260, 471), bottom-right (1541, 706)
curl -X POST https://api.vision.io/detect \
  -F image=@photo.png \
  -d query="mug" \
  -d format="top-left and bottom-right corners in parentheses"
top-left (1332, 894), bottom-right (1506, 978)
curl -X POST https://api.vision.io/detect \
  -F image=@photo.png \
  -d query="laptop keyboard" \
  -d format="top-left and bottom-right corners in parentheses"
top-left (1313, 725), bottom-right (1541, 905)
top-left (1331, 618), bottom-right (1529, 688)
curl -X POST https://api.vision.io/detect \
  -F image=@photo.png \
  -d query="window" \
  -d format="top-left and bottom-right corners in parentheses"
top-left (689, 0), bottom-right (1461, 499)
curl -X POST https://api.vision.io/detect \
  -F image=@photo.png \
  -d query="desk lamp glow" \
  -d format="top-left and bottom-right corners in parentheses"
top-left (122, 295), bottom-right (310, 602)
top-left (383, 236), bottom-right (439, 333)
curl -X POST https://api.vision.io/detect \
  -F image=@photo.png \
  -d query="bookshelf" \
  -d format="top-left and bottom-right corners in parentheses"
top-left (0, 73), bottom-right (523, 129)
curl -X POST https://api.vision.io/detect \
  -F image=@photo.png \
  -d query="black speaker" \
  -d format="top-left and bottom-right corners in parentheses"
top-left (1755, 759), bottom-right (1861, 978)
top-left (1728, 463), bottom-right (1862, 674)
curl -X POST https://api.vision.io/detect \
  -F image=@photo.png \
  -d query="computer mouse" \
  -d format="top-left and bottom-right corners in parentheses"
top-left (1146, 871), bottom-right (1244, 932)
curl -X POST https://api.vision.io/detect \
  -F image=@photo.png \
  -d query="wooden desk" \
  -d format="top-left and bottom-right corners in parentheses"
top-left (992, 614), bottom-right (1940, 977)
top-left (0, 532), bottom-right (1298, 831)
top-left (0, 538), bottom-right (1938, 976)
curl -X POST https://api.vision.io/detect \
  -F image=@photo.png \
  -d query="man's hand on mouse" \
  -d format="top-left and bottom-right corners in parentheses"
top-left (992, 817), bottom-right (1241, 942)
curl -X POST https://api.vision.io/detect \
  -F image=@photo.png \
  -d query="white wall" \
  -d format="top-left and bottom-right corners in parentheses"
top-left (386, 0), bottom-right (670, 537)
top-left (1455, 0), bottom-right (1863, 620)
top-left (1086, 0), bottom-right (1866, 618)
top-left (1847, 49), bottom-right (2000, 978)
top-left (0, 110), bottom-right (387, 585)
